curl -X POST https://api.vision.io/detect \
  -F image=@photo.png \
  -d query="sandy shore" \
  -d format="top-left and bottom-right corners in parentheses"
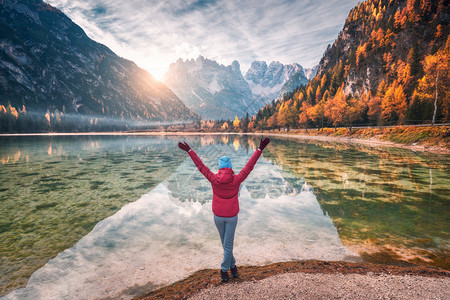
top-left (135, 260), bottom-right (450, 299)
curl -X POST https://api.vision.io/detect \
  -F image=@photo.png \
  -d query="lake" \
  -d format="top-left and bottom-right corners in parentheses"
top-left (0, 134), bottom-right (449, 299)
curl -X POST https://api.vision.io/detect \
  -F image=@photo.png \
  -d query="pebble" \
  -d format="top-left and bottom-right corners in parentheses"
top-left (190, 273), bottom-right (449, 299)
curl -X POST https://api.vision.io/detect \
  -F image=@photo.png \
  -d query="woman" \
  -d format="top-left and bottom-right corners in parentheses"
top-left (178, 137), bottom-right (270, 282)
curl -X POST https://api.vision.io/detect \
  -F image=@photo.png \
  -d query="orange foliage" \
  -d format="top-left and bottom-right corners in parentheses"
top-left (315, 86), bottom-right (322, 103)
top-left (320, 74), bottom-right (327, 89)
top-left (356, 42), bottom-right (368, 66)
top-left (414, 42), bottom-right (450, 124)
top-left (435, 24), bottom-right (443, 39)
top-left (382, 83), bottom-right (407, 123)
top-left (267, 113), bottom-right (278, 128)
top-left (298, 101), bottom-right (312, 129)
top-left (395, 60), bottom-right (412, 85)
top-left (370, 28), bottom-right (385, 45)
top-left (277, 102), bottom-right (289, 128)
top-left (306, 85), bottom-right (314, 103)
top-left (7, 104), bottom-right (18, 119)
top-left (233, 116), bottom-right (240, 129)
top-left (367, 95), bottom-right (383, 124)
top-left (247, 120), bottom-right (255, 131)
top-left (325, 86), bottom-right (348, 127)
top-left (45, 110), bottom-right (51, 125)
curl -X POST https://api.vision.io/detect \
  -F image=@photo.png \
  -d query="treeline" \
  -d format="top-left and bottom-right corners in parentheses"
top-left (232, 0), bottom-right (449, 132)
top-left (0, 103), bottom-right (189, 133)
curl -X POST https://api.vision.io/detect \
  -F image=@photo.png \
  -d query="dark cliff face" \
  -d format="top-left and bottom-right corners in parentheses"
top-left (0, 0), bottom-right (198, 121)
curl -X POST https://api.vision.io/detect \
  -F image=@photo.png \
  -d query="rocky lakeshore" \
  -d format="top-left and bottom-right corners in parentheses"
top-left (135, 260), bottom-right (450, 299)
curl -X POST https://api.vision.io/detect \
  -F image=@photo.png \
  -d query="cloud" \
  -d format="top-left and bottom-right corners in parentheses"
top-left (46, 0), bottom-right (359, 79)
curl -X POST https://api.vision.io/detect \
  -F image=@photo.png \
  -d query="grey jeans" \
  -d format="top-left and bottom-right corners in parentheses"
top-left (213, 214), bottom-right (238, 272)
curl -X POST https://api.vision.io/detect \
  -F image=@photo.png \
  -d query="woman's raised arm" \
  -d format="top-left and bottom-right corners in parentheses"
top-left (178, 142), bottom-right (215, 182)
top-left (235, 138), bottom-right (270, 183)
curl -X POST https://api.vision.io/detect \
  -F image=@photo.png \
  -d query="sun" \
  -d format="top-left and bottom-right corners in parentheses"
top-left (150, 68), bottom-right (166, 81)
top-left (135, 58), bottom-right (168, 82)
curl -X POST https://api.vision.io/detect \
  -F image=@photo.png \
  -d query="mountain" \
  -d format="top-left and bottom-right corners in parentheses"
top-left (250, 0), bottom-right (449, 130)
top-left (277, 68), bottom-right (313, 99)
top-left (281, 65), bottom-right (318, 95)
top-left (244, 61), bottom-right (317, 108)
top-left (163, 56), bottom-right (254, 120)
top-left (316, 0), bottom-right (449, 97)
top-left (303, 65), bottom-right (319, 81)
top-left (0, 0), bottom-right (198, 130)
top-left (163, 57), bottom-right (316, 120)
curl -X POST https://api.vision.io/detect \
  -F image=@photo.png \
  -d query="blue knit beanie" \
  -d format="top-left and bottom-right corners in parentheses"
top-left (218, 156), bottom-right (232, 169)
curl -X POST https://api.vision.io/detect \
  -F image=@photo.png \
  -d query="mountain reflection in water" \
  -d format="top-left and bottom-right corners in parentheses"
top-left (3, 141), bottom-right (353, 300)
top-left (1, 134), bottom-right (448, 300)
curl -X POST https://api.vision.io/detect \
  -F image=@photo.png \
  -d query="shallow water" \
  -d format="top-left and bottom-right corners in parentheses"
top-left (0, 134), bottom-right (448, 299)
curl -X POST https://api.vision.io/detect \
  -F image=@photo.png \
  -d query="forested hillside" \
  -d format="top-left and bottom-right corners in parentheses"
top-left (248, 0), bottom-right (449, 131)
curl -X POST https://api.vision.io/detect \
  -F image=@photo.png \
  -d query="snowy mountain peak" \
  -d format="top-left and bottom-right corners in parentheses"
top-left (244, 61), bottom-right (312, 108)
top-left (231, 60), bottom-right (240, 73)
top-left (163, 56), bottom-right (318, 120)
top-left (245, 61), bottom-right (304, 88)
top-left (163, 56), bottom-right (253, 120)
top-left (245, 61), bottom-right (268, 84)
top-left (304, 65), bottom-right (319, 80)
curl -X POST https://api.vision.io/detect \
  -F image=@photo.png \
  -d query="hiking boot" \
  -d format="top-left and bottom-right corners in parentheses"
top-left (230, 265), bottom-right (238, 278)
top-left (220, 270), bottom-right (229, 282)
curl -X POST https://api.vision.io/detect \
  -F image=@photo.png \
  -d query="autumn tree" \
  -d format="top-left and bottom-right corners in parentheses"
top-left (221, 121), bottom-right (229, 131)
top-left (329, 60), bottom-right (344, 95)
top-left (414, 41), bottom-right (450, 125)
top-left (0, 105), bottom-right (7, 132)
top-left (381, 82), bottom-right (408, 124)
top-left (287, 100), bottom-right (300, 129)
top-left (44, 109), bottom-right (51, 131)
top-left (345, 97), bottom-right (364, 131)
top-left (298, 101), bottom-right (312, 131)
top-left (277, 102), bottom-right (289, 129)
top-left (257, 117), bottom-right (267, 130)
top-left (315, 86), bottom-right (323, 104)
top-left (366, 94), bottom-right (383, 127)
top-left (3, 104), bottom-right (19, 132)
top-left (267, 112), bottom-right (278, 129)
top-left (201, 120), bottom-right (215, 130)
top-left (356, 42), bottom-right (367, 66)
top-left (308, 91), bottom-right (329, 131)
top-left (241, 113), bottom-right (250, 132)
top-left (320, 74), bottom-right (327, 90)
top-left (233, 116), bottom-right (240, 130)
top-left (247, 120), bottom-right (255, 131)
top-left (325, 86), bottom-right (348, 130)
top-left (296, 92), bottom-right (305, 102)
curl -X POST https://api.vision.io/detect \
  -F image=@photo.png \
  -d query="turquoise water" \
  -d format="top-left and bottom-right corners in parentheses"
top-left (0, 134), bottom-right (449, 299)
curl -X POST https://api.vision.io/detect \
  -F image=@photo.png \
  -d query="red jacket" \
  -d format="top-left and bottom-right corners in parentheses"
top-left (188, 149), bottom-right (262, 217)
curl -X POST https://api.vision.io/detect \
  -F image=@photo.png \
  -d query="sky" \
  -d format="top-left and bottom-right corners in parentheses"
top-left (46, 0), bottom-right (360, 80)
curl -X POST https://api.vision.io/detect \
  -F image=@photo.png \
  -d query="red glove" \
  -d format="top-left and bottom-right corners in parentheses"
top-left (259, 138), bottom-right (270, 151)
top-left (178, 142), bottom-right (191, 152)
